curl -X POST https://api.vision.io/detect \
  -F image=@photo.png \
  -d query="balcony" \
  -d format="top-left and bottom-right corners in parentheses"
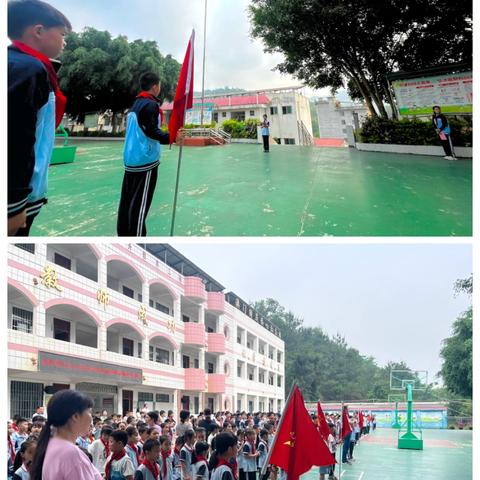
top-left (207, 333), bottom-right (226, 354)
top-left (184, 368), bottom-right (206, 390)
top-left (207, 373), bottom-right (226, 393)
top-left (206, 292), bottom-right (226, 314)
top-left (184, 322), bottom-right (206, 346)
top-left (184, 277), bottom-right (207, 302)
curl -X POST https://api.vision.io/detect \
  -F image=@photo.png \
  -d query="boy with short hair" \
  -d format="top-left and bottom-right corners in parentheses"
top-left (117, 72), bottom-right (170, 236)
top-left (211, 433), bottom-right (238, 480)
top-left (89, 426), bottom-right (113, 476)
top-left (135, 439), bottom-right (160, 480)
top-left (105, 430), bottom-right (135, 480)
top-left (11, 418), bottom-right (29, 453)
top-left (7, 0), bottom-right (71, 235)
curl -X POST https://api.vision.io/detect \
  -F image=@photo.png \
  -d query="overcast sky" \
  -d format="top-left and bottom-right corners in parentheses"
top-left (48, 0), bottom-right (331, 96)
top-left (168, 242), bottom-right (471, 383)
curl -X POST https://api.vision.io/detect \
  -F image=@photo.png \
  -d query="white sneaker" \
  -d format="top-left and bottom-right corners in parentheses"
top-left (444, 156), bottom-right (456, 160)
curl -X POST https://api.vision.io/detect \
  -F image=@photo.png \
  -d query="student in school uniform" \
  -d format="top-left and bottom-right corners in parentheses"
top-left (135, 439), bottom-right (160, 480)
top-left (236, 430), bottom-right (245, 480)
top-left (13, 438), bottom-right (37, 480)
top-left (104, 430), bottom-right (135, 480)
top-left (191, 442), bottom-right (209, 480)
top-left (211, 433), bottom-right (238, 480)
top-left (242, 429), bottom-right (259, 480)
top-left (89, 426), bottom-right (113, 476)
top-left (257, 429), bottom-right (269, 480)
top-left (126, 427), bottom-right (142, 470)
top-left (172, 436), bottom-right (184, 480)
top-left (180, 430), bottom-right (196, 480)
top-left (158, 435), bottom-right (174, 480)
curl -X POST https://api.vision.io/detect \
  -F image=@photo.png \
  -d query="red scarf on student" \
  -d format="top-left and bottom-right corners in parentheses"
top-left (11, 40), bottom-right (67, 128)
top-left (7, 435), bottom-right (15, 464)
top-left (104, 449), bottom-right (126, 480)
top-left (128, 442), bottom-right (141, 465)
top-left (246, 440), bottom-right (256, 455)
top-left (101, 437), bottom-right (110, 458)
top-left (217, 458), bottom-right (238, 480)
top-left (160, 449), bottom-right (172, 478)
top-left (136, 91), bottom-right (163, 124)
top-left (143, 457), bottom-right (160, 479)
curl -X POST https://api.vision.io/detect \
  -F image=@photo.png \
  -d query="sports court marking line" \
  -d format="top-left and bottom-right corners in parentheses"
top-left (297, 151), bottom-right (322, 235)
top-left (358, 472), bottom-right (364, 480)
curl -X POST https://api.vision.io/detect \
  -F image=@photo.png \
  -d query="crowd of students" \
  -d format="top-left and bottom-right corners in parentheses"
top-left (7, 389), bottom-right (377, 480)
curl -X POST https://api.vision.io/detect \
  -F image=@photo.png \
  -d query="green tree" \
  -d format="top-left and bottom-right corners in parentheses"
top-left (439, 276), bottom-right (472, 398)
top-left (58, 28), bottom-right (180, 123)
top-left (249, 0), bottom-right (472, 119)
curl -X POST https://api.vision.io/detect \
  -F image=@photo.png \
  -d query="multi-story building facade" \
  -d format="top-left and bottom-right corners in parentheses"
top-left (7, 243), bottom-right (285, 419)
top-left (162, 87), bottom-right (314, 146)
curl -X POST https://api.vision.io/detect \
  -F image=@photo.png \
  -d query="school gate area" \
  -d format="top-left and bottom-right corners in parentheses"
top-left (32, 141), bottom-right (472, 236)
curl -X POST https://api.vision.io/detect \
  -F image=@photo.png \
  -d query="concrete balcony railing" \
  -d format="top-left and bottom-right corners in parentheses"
top-left (184, 368), bottom-right (206, 390)
top-left (184, 322), bottom-right (206, 346)
top-left (207, 373), bottom-right (226, 393)
top-left (207, 333), bottom-right (226, 354)
top-left (184, 277), bottom-right (207, 302)
top-left (206, 291), bottom-right (226, 313)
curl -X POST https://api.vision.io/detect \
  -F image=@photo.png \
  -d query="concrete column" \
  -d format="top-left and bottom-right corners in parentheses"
top-left (98, 257), bottom-right (107, 289)
top-left (142, 282), bottom-right (149, 306)
top-left (198, 304), bottom-right (205, 325)
top-left (174, 298), bottom-right (181, 323)
top-left (142, 338), bottom-right (149, 361)
top-left (36, 304), bottom-right (46, 337)
top-left (199, 348), bottom-right (205, 370)
top-left (99, 325), bottom-right (107, 352)
top-left (173, 389), bottom-right (179, 419)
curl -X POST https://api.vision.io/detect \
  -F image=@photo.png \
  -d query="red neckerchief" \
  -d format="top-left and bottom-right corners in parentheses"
top-left (105, 449), bottom-right (126, 480)
top-left (7, 435), bottom-right (15, 463)
top-left (246, 440), bottom-right (256, 455)
top-left (128, 441), bottom-right (141, 465)
top-left (136, 91), bottom-right (163, 124)
top-left (174, 446), bottom-right (180, 456)
top-left (217, 458), bottom-right (237, 480)
top-left (101, 437), bottom-right (110, 458)
top-left (143, 457), bottom-right (159, 478)
top-left (11, 40), bottom-right (67, 128)
top-left (160, 449), bottom-right (171, 478)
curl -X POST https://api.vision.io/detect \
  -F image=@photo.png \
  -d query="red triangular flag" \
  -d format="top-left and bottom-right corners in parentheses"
top-left (169, 30), bottom-right (195, 145)
top-left (358, 411), bottom-right (364, 430)
top-left (342, 406), bottom-right (352, 439)
top-left (269, 386), bottom-right (335, 480)
top-left (317, 402), bottom-right (332, 441)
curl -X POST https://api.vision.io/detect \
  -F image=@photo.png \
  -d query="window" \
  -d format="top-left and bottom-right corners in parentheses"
top-left (149, 345), bottom-right (154, 361)
top-left (194, 358), bottom-right (199, 368)
top-left (54, 252), bottom-right (71, 270)
top-left (137, 342), bottom-right (142, 359)
top-left (53, 318), bottom-right (70, 342)
top-left (269, 351), bottom-right (274, 360)
top-left (149, 299), bottom-right (154, 308)
top-left (231, 111), bottom-right (246, 122)
top-left (207, 362), bottom-right (215, 374)
top-left (277, 352), bottom-right (282, 363)
top-left (155, 303), bottom-right (169, 315)
top-left (259, 372), bottom-right (265, 383)
top-left (341, 120), bottom-right (346, 125)
top-left (237, 363), bottom-right (242, 378)
top-left (247, 341), bottom-right (251, 349)
top-left (122, 338), bottom-right (134, 356)
top-left (277, 376), bottom-right (282, 387)
top-left (237, 335), bottom-right (242, 344)
top-left (284, 138), bottom-right (296, 145)
top-left (248, 371), bottom-right (254, 381)
top-left (269, 376), bottom-right (274, 385)
top-left (10, 307), bottom-right (33, 334)
top-left (156, 393), bottom-right (170, 403)
top-left (138, 392), bottom-right (154, 403)
top-left (207, 326), bottom-right (214, 333)
top-left (250, 110), bottom-right (255, 116)
top-left (137, 293), bottom-right (143, 302)
top-left (222, 112), bottom-right (227, 118)
top-left (270, 107), bottom-right (278, 115)
top-left (282, 106), bottom-right (293, 114)
top-left (213, 113), bottom-right (219, 122)
top-left (182, 315), bottom-right (190, 323)
top-left (183, 355), bottom-right (190, 368)
top-left (15, 244), bottom-right (35, 254)
top-left (10, 381), bottom-right (44, 419)
top-left (155, 348), bottom-right (170, 365)
top-left (122, 286), bottom-right (134, 299)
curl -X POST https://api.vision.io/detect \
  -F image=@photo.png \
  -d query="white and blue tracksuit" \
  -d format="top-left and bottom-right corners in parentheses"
top-left (432, 113), bottom-right (455, 157)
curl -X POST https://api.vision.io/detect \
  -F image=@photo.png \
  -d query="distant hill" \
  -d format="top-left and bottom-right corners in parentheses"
top-left (194, 86), bottom-right (247, 97)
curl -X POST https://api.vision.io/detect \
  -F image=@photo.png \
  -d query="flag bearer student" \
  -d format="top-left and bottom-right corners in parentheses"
top-left (260, 114), bottom-right (270, 152)
top-left (89, 426), bottom-right (113, 476)
top-left (135, 439), bottom-right (161, 480)
top-left (242, 429), bottom-right (260, 480)
top-left (257, 429), bottom-right (270, 480)
top-left (319, 424), bottom-right (336, 480)
top-left (105, 430), bottom-right (135, 480)
top-left (211, 433), bottom-right (238, 480)
top-left (180, 430), bottom-right (196, 480)
top-left (117, 72), bottom-right (170, 236)
top-left (158, 435), bottom-right (174, 480)
top-left (432, 106), bottom-right (456, 160)
top-left (7, 0), bottom-right (71, 236)
top-left (126, 427), bottom-right (142, 470)
top-left (191, 442), bottom-right (209, 480)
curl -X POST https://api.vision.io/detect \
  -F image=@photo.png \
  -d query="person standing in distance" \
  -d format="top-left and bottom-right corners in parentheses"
top-left (260, 114), bottom-right (270, 152)
top-left (432, 105), bottom-right (456, 160)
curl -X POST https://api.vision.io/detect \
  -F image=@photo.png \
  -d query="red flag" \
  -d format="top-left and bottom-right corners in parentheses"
top-left (342, 406), bottom-right (352, 439)
top-left (269, 386), bottom-right (335, 480)
top-left (358, 411), bottom-right (364, 430)
top-left (169, 30), bottom-right (195, 145)
top-left (317, 402), bottom-right (332, 441)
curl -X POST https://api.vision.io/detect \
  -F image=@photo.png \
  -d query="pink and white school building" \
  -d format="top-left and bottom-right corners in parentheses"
top-left (7, 243), bottom-right (285, 419)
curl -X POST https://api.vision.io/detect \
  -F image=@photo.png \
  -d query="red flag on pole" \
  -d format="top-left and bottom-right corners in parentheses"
top-left (269, 386), bottom-right (335, 480)
top-left (358, 411), bottom-right (364, 430)
top-left (317, 402), bottom-right (332, 441)
top-left (342, 406), bottom-right (352, 439)
top-left (169, 30), bottom-right (195, 145)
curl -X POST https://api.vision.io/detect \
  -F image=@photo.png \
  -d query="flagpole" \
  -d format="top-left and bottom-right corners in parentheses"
top-left (200, 0), bottom-right (207, 127)
top-left (260, 381), bottom-right (296, 477)
top-left (339, 401), bottom-right (343, 480)
top-left (170, 29), bottom-right (195, 237)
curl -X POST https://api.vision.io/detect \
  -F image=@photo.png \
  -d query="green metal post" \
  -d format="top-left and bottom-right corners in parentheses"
top-left (398, 384), bottom-right (423, 450)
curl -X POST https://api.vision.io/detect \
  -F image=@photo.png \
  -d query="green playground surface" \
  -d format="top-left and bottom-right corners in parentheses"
top-left (31, 141), bottom-right (472, 236)
top-left (301, 428), bottom-right (472, 480)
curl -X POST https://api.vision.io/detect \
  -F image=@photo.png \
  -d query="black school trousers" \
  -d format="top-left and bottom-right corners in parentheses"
top-left (117, 166), bottom-right (158, 236)
top-left (440, 134), bottom-right (455, 157)
top-left (262, 135), bottom-right (270, 152)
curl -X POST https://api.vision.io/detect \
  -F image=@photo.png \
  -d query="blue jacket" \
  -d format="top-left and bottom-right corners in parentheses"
top-left (123, 95), bottom-right (170, 172)
top-left (432, 114), bottom-right (451, 135)
top-left (8, 46), bottom-right (55, 218)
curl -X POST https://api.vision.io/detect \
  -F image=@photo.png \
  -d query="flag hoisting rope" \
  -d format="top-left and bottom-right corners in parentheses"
top-left (169, 29), bottom-right (195, 236)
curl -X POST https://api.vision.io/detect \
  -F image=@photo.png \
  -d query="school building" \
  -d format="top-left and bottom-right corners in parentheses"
top-left (7, 243), bottom-right (285, 419)
top-left (162, 86), bottom-right (314, 146)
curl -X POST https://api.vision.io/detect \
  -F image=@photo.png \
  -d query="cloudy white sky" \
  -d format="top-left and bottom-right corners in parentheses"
top-left (168, 242), bottom-right (471, 383)
top-left (48, 0), bottom-right (332, 96)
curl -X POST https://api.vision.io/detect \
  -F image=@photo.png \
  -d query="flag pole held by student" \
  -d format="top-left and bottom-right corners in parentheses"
top-left (169, 29), bottom-right (195, 236)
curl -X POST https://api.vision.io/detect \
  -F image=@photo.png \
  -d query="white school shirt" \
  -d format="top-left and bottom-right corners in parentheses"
top-left (88, 438), bottom-right (109, 474)
top-left (192, 460), bottom-right (209, 480)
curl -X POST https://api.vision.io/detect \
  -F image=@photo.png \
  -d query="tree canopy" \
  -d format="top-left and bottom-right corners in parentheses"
top-left (249, 0), bottom-right (472, 119)
top-left (58, 27), bottom-right (181, 120)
